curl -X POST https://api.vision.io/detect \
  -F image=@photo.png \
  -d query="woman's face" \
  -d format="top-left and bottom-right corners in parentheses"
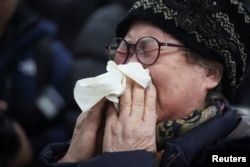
top-left (124, 21), bottom-right (219, 122)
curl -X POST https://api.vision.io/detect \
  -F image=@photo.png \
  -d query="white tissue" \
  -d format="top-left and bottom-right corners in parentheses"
top-left (74, 61), bottom-right (152, 112)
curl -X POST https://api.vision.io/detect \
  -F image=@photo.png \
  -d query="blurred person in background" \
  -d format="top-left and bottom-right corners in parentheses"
top-left (25, 0), bottom-right (112, 51)
top-left (0, 112), bottom-right (33, 167)
top-left (0, 0), bottom-right (73, 164)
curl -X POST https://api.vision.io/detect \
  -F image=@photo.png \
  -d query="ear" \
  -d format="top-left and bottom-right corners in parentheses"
top-left (205, 67), bottom-right (223, 90)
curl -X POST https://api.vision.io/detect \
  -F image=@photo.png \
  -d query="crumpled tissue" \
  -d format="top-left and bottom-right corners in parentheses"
top-left (74, 61), bottom-right (152, 112)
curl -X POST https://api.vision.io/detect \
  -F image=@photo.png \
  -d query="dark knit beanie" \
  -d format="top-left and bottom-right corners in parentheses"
top-left (116, 0), bottom-right (250, 101)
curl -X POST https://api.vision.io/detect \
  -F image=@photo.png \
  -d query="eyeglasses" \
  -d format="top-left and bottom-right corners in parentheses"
top-left (106, 36), bottom-right (185, 65)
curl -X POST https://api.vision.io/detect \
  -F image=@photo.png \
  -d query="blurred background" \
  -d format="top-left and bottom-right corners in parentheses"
top-left (0, 0), bottom-right (249, 166)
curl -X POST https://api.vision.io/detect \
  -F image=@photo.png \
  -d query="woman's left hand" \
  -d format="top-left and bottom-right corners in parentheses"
top-left (103, 78), bottom-right (157, 153)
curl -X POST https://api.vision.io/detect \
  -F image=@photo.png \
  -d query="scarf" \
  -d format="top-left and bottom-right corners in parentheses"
top-left (156, 101), bottom-right (225, 151)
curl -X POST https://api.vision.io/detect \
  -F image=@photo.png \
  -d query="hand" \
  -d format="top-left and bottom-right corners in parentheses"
top-left (103, 78), bottom-right (157, 153)
top-left (58, 98), bottom-right (106, 163)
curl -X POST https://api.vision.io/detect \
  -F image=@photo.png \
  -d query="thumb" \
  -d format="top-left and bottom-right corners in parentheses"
top-left (85, 98), bottom-right (107, 131)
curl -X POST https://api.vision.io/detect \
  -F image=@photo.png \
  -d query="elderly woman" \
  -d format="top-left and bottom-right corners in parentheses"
top-left (39, 0), bottom-right (250, 166)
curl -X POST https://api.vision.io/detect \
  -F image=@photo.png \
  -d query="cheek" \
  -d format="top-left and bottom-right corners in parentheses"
top-left (149, 65), bottom-right (199, 121)
top-left (148, 66), bottom-right (171, 106)
top-left (149, 67), bottom-right (167, 89)
top-left (149, 63), bottom-right (179, 93)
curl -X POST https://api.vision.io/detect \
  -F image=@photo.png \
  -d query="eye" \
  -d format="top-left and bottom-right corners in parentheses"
top-left (138, 39), bottom-right (158, 56)
top-left (109, 40), bottom-right (127, 56)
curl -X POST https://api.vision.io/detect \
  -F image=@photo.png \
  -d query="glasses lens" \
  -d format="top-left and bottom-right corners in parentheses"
top-left (108, 38), bottom-right (127, 64)
top-left (136, 37), bottom-right (159, 65)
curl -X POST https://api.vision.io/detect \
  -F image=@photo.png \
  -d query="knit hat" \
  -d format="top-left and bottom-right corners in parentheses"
top-left (116, 0), bottom-right (250, 101)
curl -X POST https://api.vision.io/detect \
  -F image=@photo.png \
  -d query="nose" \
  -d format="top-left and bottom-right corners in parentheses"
top-left (127, 54), bottom-right (138, 63)
top-left (127, 45), bottom-right (140, 63)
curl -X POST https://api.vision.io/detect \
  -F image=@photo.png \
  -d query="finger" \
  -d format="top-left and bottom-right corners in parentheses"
top-left (130, 82), bottom-right (145, 120)
top-left (72, 112), bottom-right (88, 136)
top-left (119, 77), bottom-right (133, 118)
top-left (85, 98), bottom-right (107, 131)
top-left (105, 102), bottom-right (118, 128)
top-left (144, 84), bottom-right (157, 123)
top-left (87, 98), bottom-right (106, 119)
top-left (75, 112), bottom-right (88, 129)
top-left (103, 102), bottom-right (119, 152)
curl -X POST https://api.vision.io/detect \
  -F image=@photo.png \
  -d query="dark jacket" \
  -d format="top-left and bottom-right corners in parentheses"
top-left (38, 107), bottom-right (250, 167)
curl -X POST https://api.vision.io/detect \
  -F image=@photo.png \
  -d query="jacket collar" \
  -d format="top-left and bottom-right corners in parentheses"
top-left (160, 107), bottom-right (238, 166)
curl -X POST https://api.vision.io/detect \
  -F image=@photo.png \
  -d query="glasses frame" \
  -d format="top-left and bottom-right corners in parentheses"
top-left (106, 36), bottom-right (185, 65)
